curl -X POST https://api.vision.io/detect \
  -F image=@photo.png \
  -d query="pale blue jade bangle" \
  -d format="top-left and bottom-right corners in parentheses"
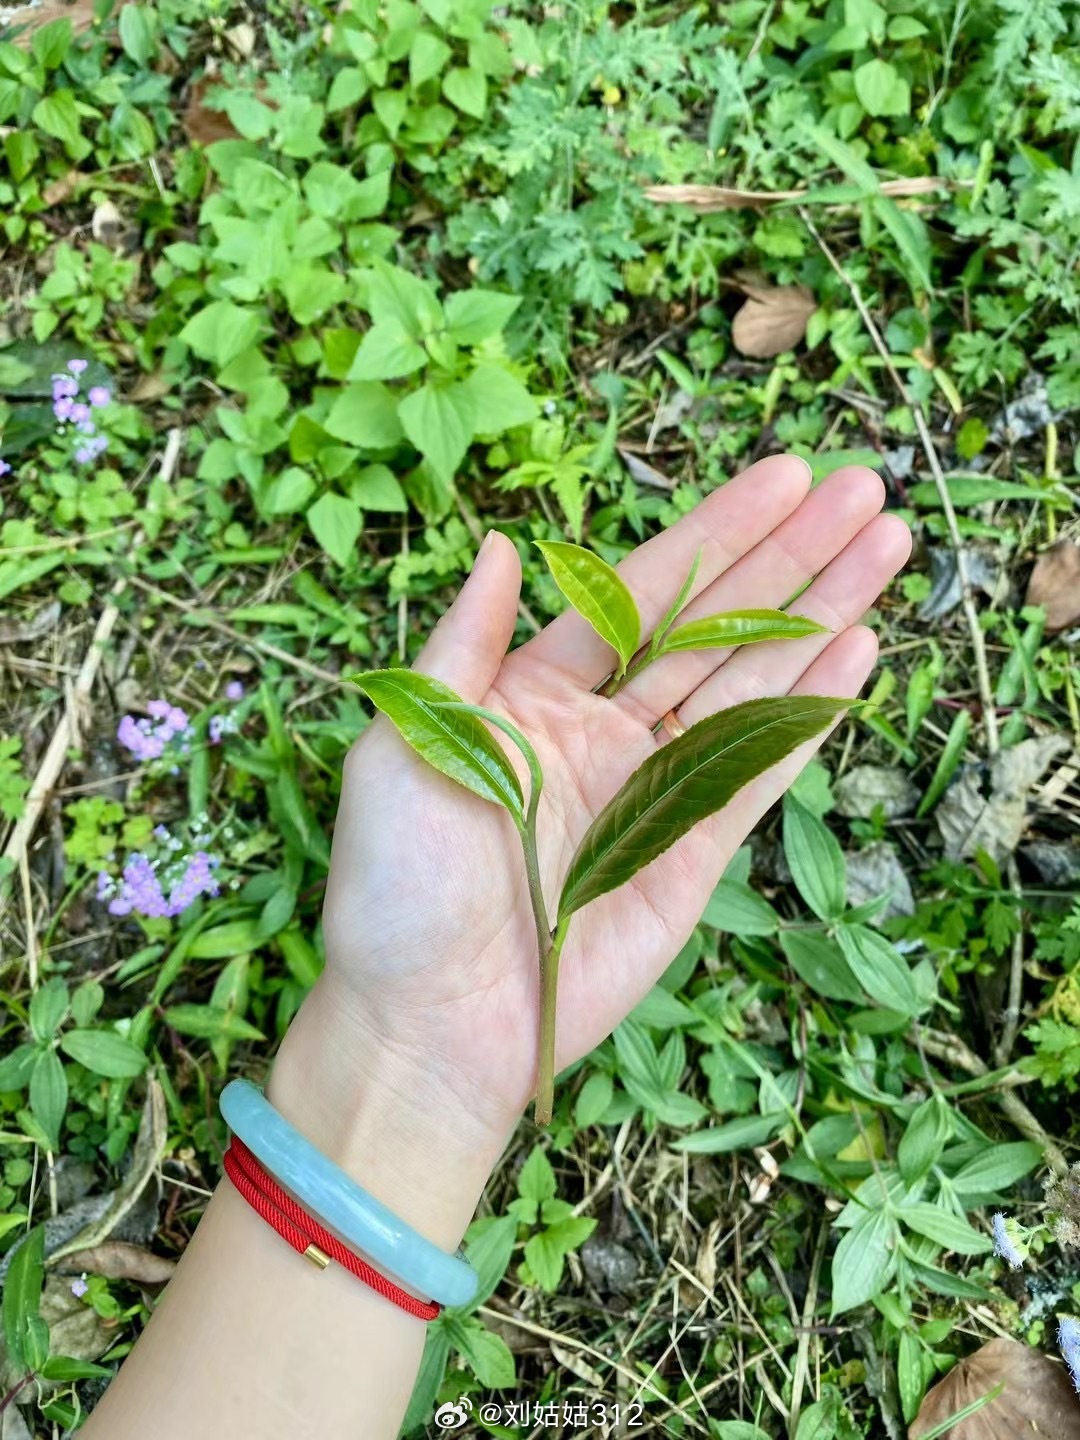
top-left (219, 1079), bottom-right (478, 1308)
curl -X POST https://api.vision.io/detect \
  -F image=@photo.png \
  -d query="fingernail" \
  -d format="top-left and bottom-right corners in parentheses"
top-left (792, 454), bottom-right (813, 483)
top-left (483, 529), bottom-right (497, 550)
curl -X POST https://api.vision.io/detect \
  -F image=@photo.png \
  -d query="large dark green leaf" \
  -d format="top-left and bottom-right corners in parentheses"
top-left (557, 695), bottom-right (848, 921)
top-left (535, 540), bottom-right (640, 675)
top-left (351, 669), bottom-right (524, 824)
top-left (659, 609), bottom-right (827, 655)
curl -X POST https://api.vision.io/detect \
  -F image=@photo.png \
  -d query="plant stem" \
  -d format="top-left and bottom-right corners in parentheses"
top-left (534, 915), bottom-right (571, 1126)
top-left (519, 803), bottom-right (551, 989)
top-left (601, 646), bottom-right (654, 698)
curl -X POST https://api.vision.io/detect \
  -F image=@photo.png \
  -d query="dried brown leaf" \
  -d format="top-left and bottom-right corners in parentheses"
top-left (617, 447), bottom-right (675, 489)
top-left (40, 170), bottom-right (81, 208)
top-left (183, 74), bottom-right (239, 145)
top-left (731, 283), bottom-right (815, 358)
top-left (5, 0), bottom-right (97, 44)
top-left (57, 1241), bottom-right (176, 1284)
top-left (910, 1337), bottom-right (1080, 1439)
top-left (644, 177), bottom-right (948, 212)
top-left (1026, 542), bottom-right (1080, 632)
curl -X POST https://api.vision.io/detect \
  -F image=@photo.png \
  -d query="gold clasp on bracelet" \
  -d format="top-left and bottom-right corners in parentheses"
top-left (304, 1244), bottom-right (331, 1270)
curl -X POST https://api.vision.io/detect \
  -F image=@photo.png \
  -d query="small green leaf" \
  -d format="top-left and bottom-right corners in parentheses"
top-left (307, 492), bottom-right (362, 567)
top-left (29, 1048), bottom-right (66, 1149)
top-left (659, 609), bottom-right (828, 656)
top-left (780, 930), bottom-right (863, 1002)
top-left (323, 381), bottom-right (403, 449)
top-left (558, 697), bottom-right (848, 922)
top-left (898, 1097), bottom-right (952, 1185)
top-left (351, 669), bottom-right (524, 823)
top-left (672, 1113), bottom-right (786, 1153)
top-left (445, 289), bottom-right (521, 345)
top-left (446, 1315), bottom-right (515, 1386)
top-left (899, 1204), bottom-right (992, 1255)
top-left (179, 301), bottom-right (262, 370)
top-left (461, 364), bottom-right (538, 434)
top-left (836, 924), bottom-right (920, 1015)
top-left (162, 1004), bottom-right (265, 1042)
top-left (409, 30), bottom-right (452, 87)
top-left (652, 548), bottom-right (701, 651)
top-left (517, 1146), bottom-right (556, 1207)
top-left (59, 1029), bottom-right (147, 1079)
top-left (118, 3), bottom-right (155, 64)
top-left (701, 879), bottom-right (779, 936)
top-left (0, 1043), bottom-right (39, 1091)
top-left (830, 1207), bottom-right (898, 1315)
top-left (2, 1225), bottom-right (44, 1372)
top-left (854, 57), bottom-right (910, 116)
top-left (534, 540), bottom-right (640, 676)
top-left (398, 381), bottom-right (474, 483)
top-left (348, 320), bottom-right (428, 381)
top-left (950, 1142), bottom-right (1042, 1195)
top-left (574, 1071), bottom-right (614, 1128)
top-left (783, 795), bottom-right (847, 920)
top-left (349, 464), bottom-right (408, 513)
top-left (443, 66), bottom-right (487, 117)
top-left (29, 977), bottom-right (69, 1042)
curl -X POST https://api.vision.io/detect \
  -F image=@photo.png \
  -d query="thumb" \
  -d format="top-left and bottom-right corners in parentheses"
top-left (414, 530), bottom-right (521, 700)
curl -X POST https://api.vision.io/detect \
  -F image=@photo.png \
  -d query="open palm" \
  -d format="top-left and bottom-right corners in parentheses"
top-left (321, 455), bottom-right (910, 1140)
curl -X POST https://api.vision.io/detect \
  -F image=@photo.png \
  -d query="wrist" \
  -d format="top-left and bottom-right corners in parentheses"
top-left (266, 973), bottom-right (510, 1253)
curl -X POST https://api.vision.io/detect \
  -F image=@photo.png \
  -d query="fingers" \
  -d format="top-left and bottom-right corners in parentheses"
top-left (413, 531), bottom-right (522, 700)
top-left (674, 512), bottom-right (911, 727)
top-left (516, 454), bottom-right (812, 688)
top-left (616, 465), bottom-right (889, 725)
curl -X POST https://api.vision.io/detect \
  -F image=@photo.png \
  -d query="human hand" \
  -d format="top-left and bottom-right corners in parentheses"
top-left (271, 455), bottom-right (910, 1245)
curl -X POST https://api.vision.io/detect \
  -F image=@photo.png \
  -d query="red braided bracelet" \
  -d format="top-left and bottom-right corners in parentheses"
top-left (223, 1136), bottom-right (441, 1321)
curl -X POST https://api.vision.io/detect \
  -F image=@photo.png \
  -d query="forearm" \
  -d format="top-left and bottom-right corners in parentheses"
top-left (82, 977), bottom-right (511, 1440)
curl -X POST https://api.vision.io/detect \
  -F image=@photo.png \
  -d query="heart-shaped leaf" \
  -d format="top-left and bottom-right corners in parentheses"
top-left (557, 695), bottom-right (848, 921)
top-left (351, 669), bottom-right (524, 824)
top-left (659, 609), bottom-right (828, 655)
top-left (535, 540), bottom-right (640, 676)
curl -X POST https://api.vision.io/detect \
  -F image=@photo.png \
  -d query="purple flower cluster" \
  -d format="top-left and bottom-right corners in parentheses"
top-left (209, 680), bottom-right (245, 745)
top-left (51, 358), bottom-right (111, 466)
top-left (0, 458), bottom-right (10, 478)
top-left (97, 846), bottom-right (220, 919)
top-left (117, 700), bottom-right (193, 763)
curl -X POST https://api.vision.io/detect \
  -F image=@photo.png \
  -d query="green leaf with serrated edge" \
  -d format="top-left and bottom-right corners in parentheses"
top-left (659, 609), bottom-right (828, 655)
top-left (352, 669), bottom-right (524, 824)
top-left (651, 547), bottom-right (701, 651)
top-left (830, 1206), bottom-right (897, 1315)
top-left (2, 1225), bottom-right (44, 1371)
top-left (558, 696), bottom-right (847, 923)
top-left (535, 540), bottom-right (640, 676)
top-left (899, 1204), bottom-right (992, 1254)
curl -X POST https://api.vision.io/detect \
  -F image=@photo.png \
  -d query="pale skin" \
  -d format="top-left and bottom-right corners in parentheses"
top-left (83, 455), bottom-right (910, 1439)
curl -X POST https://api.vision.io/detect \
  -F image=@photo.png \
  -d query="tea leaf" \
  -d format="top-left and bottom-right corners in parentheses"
top-left (651, 548), bottom-right (701, 651)
top-left (557, 695), bottom-right (848, 921)
top-left (351, 669), bottom-right (524, 824)
top-left (535, 540), bottom-right (640, 676)
top-left (659, 609), bottom-right (828, 655)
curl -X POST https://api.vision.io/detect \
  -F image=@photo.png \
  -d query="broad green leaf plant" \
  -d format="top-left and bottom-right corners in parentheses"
top-left (355, 539), bottom-right (841, 1123)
